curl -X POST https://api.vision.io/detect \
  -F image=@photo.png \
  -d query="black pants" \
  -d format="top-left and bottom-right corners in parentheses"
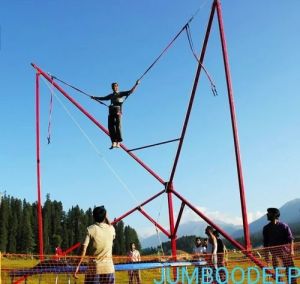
top-left (271, 250), bottom-right (297, 284)
top-left (128, 270), bottom-right (141, 284)
top-left (108, 113), bottom-right (122, 143)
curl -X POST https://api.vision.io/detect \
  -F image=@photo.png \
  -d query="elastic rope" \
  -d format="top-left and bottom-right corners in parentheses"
top-left (49, 74), bottom-right (109, 107)
top-left (46, 80), bottom-right (54, 144)
top-left (186, 24), bottom-right (218, 96)
top-left (137, 15), bottom-right (196, 82)
top-left (136, 2), bottom-right (209, 82)
top-left (138, 1), bottom-right (207, 83)
top-left (154, 194), bottom-right (166, 257)
top-left (41, 78), bottom-right (139, 204)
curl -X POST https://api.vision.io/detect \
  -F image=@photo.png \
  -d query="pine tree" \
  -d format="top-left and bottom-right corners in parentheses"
top-left (7, 197), bottom-right (19, 252)
top-left (61, 210), bottom-right (70, 250)
top-left (66, 205), bottom-right (87, 247)
top-left (52, 201), bottom-right (63, 232)
top-left (16, 198), bottom-right (24, 252)
top-left (31, 202), bottom-right (39, 253)
top-left (1, 194), bottom-right (143, 256)
top-left (124, 225), bottom-right (141, 252)
top-left (85, 208), bottom-right (94, 227)
top-left (124, 225), bottom-right (131, 252)
top-left (43, 195), bottom-right (52, 253)
top-left (20, 201), bottom-right (35, 253)
top-left (113, 221), bottom-right (126, 255)
top-left (51, 200), bottom-right (63, 249)
top-left (0, 195), bottom-right (9, 252)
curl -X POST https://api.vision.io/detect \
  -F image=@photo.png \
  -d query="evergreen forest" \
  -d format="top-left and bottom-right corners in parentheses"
top-left (0, 194), bottom-right (141, 255)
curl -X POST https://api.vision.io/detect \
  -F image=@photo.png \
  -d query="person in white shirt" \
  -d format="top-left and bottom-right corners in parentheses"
top-left (193, 237), bottom-right (206, 283)
top-left (127, 242), bottom-right (141, 284)
top-left (193, 237), bottom-right (206, 260)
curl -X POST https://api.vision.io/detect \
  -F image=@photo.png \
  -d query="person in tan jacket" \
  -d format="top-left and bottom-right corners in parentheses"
top-left (74, 206), bottom-right (116, 284)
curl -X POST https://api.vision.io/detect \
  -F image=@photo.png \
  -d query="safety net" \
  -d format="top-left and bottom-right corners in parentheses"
top-left (1, 243), bottom-right (300, 284)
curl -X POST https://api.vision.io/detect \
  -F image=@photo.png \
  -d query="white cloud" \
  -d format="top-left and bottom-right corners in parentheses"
top-left (179, 206), bottom-right (241, 226)
top-left (180, 206), bottom-right (265, 226)
top-left (247, 211), bottom-right (265, 223)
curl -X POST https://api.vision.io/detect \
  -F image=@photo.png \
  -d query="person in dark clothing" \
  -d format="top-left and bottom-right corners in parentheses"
top-left (205, 226), bottom-right (218, 283)
top-left (213, 230), bottom-right (227, 282)
top-left (213, 231), bottom-right (227, 267)
top-left (263, 207), bottom-right (296, 284)
top-left (92, 81), bottom-right (140, 149)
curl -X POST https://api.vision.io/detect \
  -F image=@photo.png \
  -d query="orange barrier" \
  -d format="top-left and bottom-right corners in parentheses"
top-left (0, 243), bottom-right (299, 284)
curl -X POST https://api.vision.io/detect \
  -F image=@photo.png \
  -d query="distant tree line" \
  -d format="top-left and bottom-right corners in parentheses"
top-left (142, 235), bottom-right (198, 255)
top-left (145, 225), bottom-right (300, 254)
top-left (0, 194), bottom-right (140, 255)
top-left (161, 235), bottom-right (198, 254)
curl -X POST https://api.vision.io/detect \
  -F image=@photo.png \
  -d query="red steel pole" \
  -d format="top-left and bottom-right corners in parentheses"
top-left (112, 189), bottom-right (165, 224)
top-left (169, 1), bottom-right (216, 183)
top-left (215, 0), bottom-right (251, 250)
top-left (61, 242), bottom-right (81, 256)
top-left (138, 208), bottom-right (171, 237)
top-left (31, 63), bottom-right (165, 186)
top-left (35, 72), bottom-right (44, 260)
top-left (166, 1), bottom-right (216, 262)
top-left (174, 201), bottom-right (185, 235)
top-left (166, 183), bottom-right (177, 259)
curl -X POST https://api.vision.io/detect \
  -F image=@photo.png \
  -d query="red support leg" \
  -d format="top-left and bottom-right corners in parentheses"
top-left (138, 208), bottom-right (171, 238)
top-left (174, 201), bottom-right (185, 235)
top-left (215, 0), bottom-right (251, 250)
top-left (169, 1), bottom-right (216, 183)
top-left (35, 72), bottom-right (44, 260)
top-left (166, 183), bottom-right (177, 260)
top-left (112, 189), bottom-right (165, 224)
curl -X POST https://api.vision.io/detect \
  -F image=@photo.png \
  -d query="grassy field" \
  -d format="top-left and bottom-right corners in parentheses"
top-left (1, 253), bottom-right (299, 283)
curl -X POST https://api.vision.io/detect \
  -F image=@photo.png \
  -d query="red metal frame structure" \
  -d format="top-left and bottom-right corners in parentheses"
top-left (34, 0), bottom-right (261, 266)
top-left (35, 72), bottom-right (44, 261)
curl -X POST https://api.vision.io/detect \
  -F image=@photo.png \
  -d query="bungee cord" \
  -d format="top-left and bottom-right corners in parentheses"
top-left (155, 194), bottom-right (167, 257)
top-left (136, 15), bottom-right (195, 82)
top-left (48, 73), bottom-right (109, 107)
top-left (185, 24), bottom-right (218, 96)
top-left (136, 1), bottom-right (209, 82)
top-left (47, 80), bottom-right (54, 144)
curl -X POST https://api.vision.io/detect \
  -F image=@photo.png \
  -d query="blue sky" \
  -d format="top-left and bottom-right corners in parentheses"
top-left (1, 0), bottom-right (300, 239)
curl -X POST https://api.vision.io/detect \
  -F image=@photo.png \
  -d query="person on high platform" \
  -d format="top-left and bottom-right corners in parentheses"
top-left (91, 81), bottom-right (140, 149)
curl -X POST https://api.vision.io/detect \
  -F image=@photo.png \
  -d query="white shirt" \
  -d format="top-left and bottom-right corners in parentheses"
top-left (128, 249), bottom-right (141, 262)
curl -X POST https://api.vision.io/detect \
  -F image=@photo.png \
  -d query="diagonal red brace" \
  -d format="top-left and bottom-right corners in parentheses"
top-left (138, 207), bottom-right (170, 238)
